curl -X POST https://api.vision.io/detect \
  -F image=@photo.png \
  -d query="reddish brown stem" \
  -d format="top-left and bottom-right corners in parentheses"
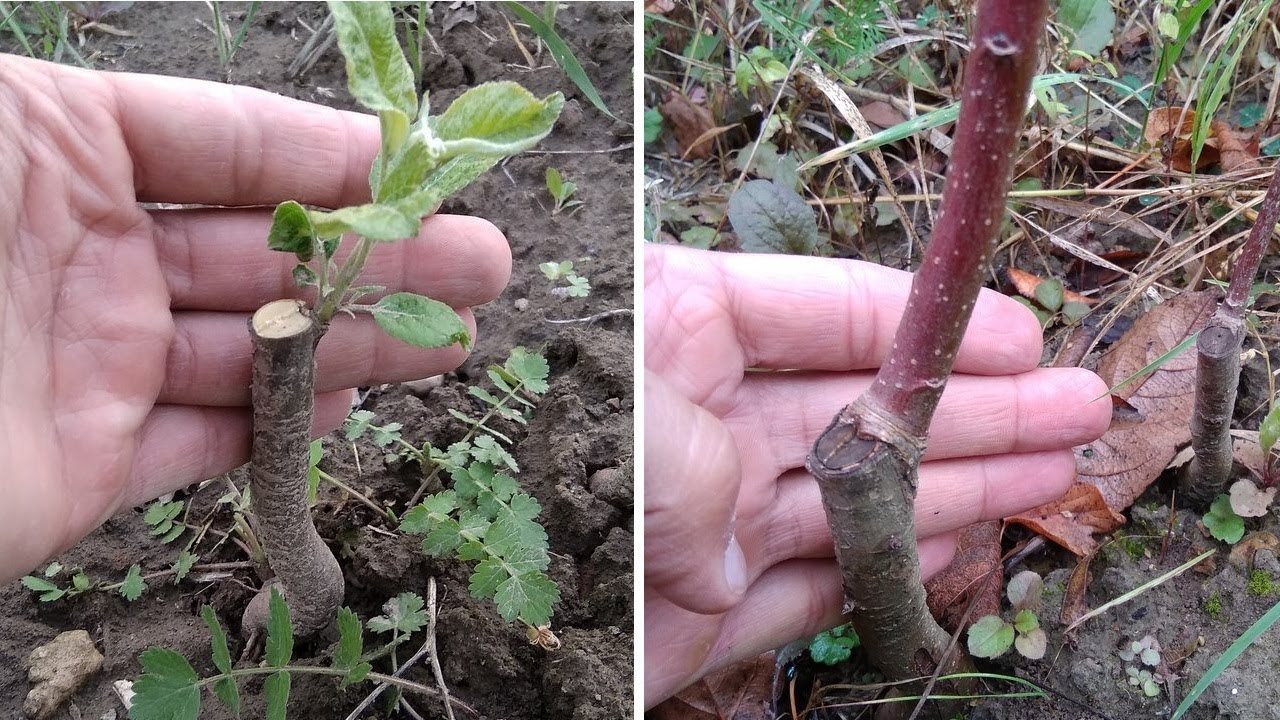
top-left (1184, 166), bottom-right (1280, 505)
top-left (805, 1), bottom-right (1046, 714)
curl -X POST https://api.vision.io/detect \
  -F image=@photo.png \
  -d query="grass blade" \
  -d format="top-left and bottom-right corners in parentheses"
top-left (1171, 596), bottom-right (1280, 719)
top-left (1098, 331), bottom-right (1199, 399)
top-left (500, 1), bottom-right (615, 119)
top-left (1066, 549), bottom-right (1214, 632)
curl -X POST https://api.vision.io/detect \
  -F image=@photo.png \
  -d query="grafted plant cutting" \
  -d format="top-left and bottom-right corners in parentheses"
top-left (243, 0), bottom-right (562, 636)
top-left (803, 0), bottom-right (1046, 711)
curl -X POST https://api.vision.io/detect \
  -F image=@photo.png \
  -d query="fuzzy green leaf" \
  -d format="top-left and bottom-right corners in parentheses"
top-left (267, 201), bottom-right (317, 260)
top-left (727, 179), bottom-right (819, 254)
top-left (469, 557), bottom-right (507, 599)
top-left (400, 492), bottom-right (458, 534)
top-left (120, 564), bottom-right (145, 601)
top-left (371, 292), bottom-right (471, 350)
top-left (1204, 494), bottom-right (1246, 544)
top-left (327, 1), bottom-right (416, 118)
top-left (967, 615), bottom-right (1015, 659)
top-left (377, 131), bottom-right (442, 203)
top-left (390, 154), bottom-right (501, 220)
top-left (211, 676), bottom-right (241, 719)
top-left (1013, 608), bottom-right (1040, 634)
top-left (44, 562), bottom-right (62, 577)
top-left (1260, 402), bottom-right (1280, 455)
top-left (131, 648), bottom-right (200, 720)
top-left (422, 518), bottom-right (465, 555)
top-left (504, 347), bottom-right (549, 394)
top-left (1015, 627), bottom-right (1047, 660)
top-left (345, 410), bottom-right (376, 441)
top-left (265, 587), bottom-right (294, 668)
top-left (431, 82), bottom-right (563, 154)
top-left (308, 203), bottom-right (419, 242)
top-left (1062, 300), bottom-right (1091, 322)
top-left (333, 607), bottom-right (369, 687)
top-left (263, 670), bottom-right (290, 720)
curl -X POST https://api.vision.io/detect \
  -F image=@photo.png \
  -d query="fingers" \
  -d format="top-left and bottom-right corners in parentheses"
top-left (645, 244), bottom-right (1044, 385)
top-left (122, 389), bottom-right (356, 508)
top-left (730, 367), bottom-right (1111, 474)
top-left (746, 450), bottom-right (1077, 571)
top-left (100, 63), bottom-right (382, 207)
top-left (644, 372), bottom-right (747, 615)
top-left (152, 210), bottom-right (511, 312)
top-left (158, 309), bottom-right (476, 406)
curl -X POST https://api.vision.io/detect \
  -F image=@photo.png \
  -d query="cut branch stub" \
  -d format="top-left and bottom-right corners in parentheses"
top-left (242, 299), bottom-right (344, 636)
top-left (806, 0), bottom-right (1047, 713)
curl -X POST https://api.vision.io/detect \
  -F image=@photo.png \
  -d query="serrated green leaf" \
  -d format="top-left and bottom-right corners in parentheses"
top-left (1260, 402), bottom-right (1280, 455)
top-left (370, 292), bottom-right (470, 350)
top-left (508, 492), bottom-right (543, 523)
top-left (144, 499), bottom-right (183, 526)
top-left (808, 625), bottom-right (859, 665)
top-left (309, 203), bottom-right (418, 242)
top-left (39, 589), bottom-right (66, 602)
top-left (160, 524), bottom-right (185, 544)
top-left (367, 592), bottom-right (427, 635)
top-left (120, 564), bottom-right (145, 601)
top-left (469, 557), bottom-right (508, 600)
top-left (328, 1), bottom-right (416, 118)
top-left (267, 200), bottom-right (317, 260)
top-left (505, 346), bottom-right (549, 393)
top-left (458, 540), bottom-right (490, 562)
top-left (131, 648), bottom-right (200, 720)
top-left (201, 606), bottom-right (233, 674)
top-left (967, 615), bottom-right (1015, 659)
top-left (1034, 278), bottom-right (1064, 312)
top-left (422, 518), bottom-right (465, 555)
top-left (345, 662), bottom-right (372, 685)
top-left (498, 1), bottom-right (611, 119)
top-left (21, 575), bottom-right (59, 593)
top-left (211, 676), bottom-right (241, 718)
top-left (172, 552), bottom-right (197, 584)
top-left (345, 409), bottom-right (375, 441)
top-left (501, 569), bottom-right (558, 626)
top-left (727, 179), bottom-right (819, 255)
top-left (263, 670), bottom-right (290, 720)
top-left (334, 607), bottom-right (364, 686)
top-left (265, 587), bottom-right (294, 668)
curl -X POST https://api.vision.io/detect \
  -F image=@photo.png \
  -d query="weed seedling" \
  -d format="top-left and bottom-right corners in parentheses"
top-left (539, 260), bottom-right (591, 297)
top-left (1119, 635), bottom-right (1163, 698)
top-left (808, 623), bottom-right (860, 665)
top-left (239, 0), bottom-right (561, 637)
top-left (143, 498), bottom-right (188, 544)
top-left (1203, 494), bottom-right (1245, 544)
top-left (544, 167), bottom-right (583, 215)
top-left (967, 570), bottom-right (1048, 660)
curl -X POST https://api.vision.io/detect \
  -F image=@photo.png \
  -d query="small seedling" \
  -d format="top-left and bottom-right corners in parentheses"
top-left (21, 562), bottom-right (147, 602)
top-left (539, 260), bottom-right (591, 297)
top-left (544, 167), bottom-right (583, 214)
top-left (967, 570), bottom-right (1048, 660)
top-left (808, 623), bottom-right (860, 665)
top-left (1119, 635), bottom-right (1163, 698)
top-left (1011, 277), bottom-right (1091, 328)
top-left (143, 498), bottom-right (188, 544)
top-left (1203, 494), bottom-right (1245, 544)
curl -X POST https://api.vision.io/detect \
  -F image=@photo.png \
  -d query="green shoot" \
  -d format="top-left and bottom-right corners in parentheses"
top-left (207, 0), bottom-right (261, 75)
top-left (499, 1), bottom-right (615, 119)
top-left (967, 570), bottom-right (1047, 660)
top-left (1258, 400), bottom-right (1280, 456)
top-left (539, 260), bottom-right (591, 297)
top-left (544, 167), bottom-right (582, 215)
top-left (1098, 331), bottom-right (1199, 400)
top-left (1187, 0), bottom-right (1273, 169)
top-left (1119, 635), bottom-right (1163, 697)
top-left (130, 589), bottom-right (445, 720)
top-left (1203, 494), bottom-right (1245, 544)
top-left (21, 561), bottom-right (156, 603)
top-left (1172, 596), bottom-right (1280, 719)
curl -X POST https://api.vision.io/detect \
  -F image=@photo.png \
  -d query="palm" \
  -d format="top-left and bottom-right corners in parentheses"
top-left (0, 56), bottom-right (511, 582)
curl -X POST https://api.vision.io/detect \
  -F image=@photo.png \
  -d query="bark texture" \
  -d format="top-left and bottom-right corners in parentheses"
top-left (806, 1), bottom-right (1047, 714)
top-left (1184, 166), bottom-right (1280, 505)
top-left (242, 299), bottom-right (344, 636)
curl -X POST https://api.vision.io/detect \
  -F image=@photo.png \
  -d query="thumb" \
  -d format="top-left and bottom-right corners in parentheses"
top-left (644, 370), bottom-right (747, 614)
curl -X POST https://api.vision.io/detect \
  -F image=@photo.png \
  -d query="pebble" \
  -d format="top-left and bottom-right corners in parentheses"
top-left (514, 298), bottom-right (530, 311)
top-left (24, 630), bottom-right (103, 720)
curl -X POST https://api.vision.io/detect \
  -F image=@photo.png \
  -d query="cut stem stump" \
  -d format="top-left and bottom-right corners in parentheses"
top-left (242, 299), bottom-right (344, 635)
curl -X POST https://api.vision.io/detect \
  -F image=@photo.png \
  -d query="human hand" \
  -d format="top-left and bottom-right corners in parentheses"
top-left (643, 244), bottom-right (1111, 706)
top-left (0, 56), bottom-right (510, 583)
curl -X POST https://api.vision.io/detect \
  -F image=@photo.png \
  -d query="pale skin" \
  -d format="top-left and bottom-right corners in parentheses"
top-left (0, 56), bottom-right (511, 583)
top-left (644, 244), bottom-right (1112, 706)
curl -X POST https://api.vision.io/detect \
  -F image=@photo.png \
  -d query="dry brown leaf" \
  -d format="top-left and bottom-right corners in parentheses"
top-left (1059, 548), bottom-right (1096, 629)
top-left (651, 653), bottom-right (775, 720)
top-left (659, 91), bottom-right (716, 160)
top-left (856, 100), bottom-right (907, 129)
top-left (1005, 267), bottom-right (1098, 306)
top-left (1229, 479), bottom-right (1276, 517)
top-left (1211, 120), bottom-right (1261, 173)
top-left (1145, 107), bottom-right (1205, 172)
top-left (1008, 482), bottom-right (1124, 556)
top-left (1228, 531), bottom-right (1280, 571)
top-left (1011, 291), bottom-right (1217, 555)
top-left (925, 521), bottom-right (1002, 632)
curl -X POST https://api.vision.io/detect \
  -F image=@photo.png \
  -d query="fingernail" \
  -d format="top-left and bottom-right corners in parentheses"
top-left (724, 534), bottom-right (748, 595)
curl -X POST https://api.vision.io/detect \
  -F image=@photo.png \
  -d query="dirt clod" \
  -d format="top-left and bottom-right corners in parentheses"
top-left (24, 630), bottom-right (103, 720)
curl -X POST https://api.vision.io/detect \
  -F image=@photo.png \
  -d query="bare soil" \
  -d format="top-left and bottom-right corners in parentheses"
top-left (0, 3), bottom-right (633, 719)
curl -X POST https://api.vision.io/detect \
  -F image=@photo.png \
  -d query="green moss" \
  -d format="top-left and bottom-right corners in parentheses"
top-left (1111, 534), bottom-right (1148, 561)
top-left (1248, 570), bottom-right (1275, 596)
top-left (1204, 592), bottom-right (1223, 620)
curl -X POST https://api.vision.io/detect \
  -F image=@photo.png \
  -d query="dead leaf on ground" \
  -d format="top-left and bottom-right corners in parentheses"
top-left (651, 653), bottom-right (775, 720)
top-left (856, 100), bottom-right (907, 129)
top-left (645, 0), bottom-right (675, 13)
top-left (1144, 107), bottom-right (1259, 172)
top-left (1009, 291), bottom-right (1218, 555)
top-left (659, 91), bottom-right (716, 160)
top-left (441, 1), bottom-right (477, 33)
top-left (1212, 120), bottom-right (1261, 173)
top-left (925, 521), bottom-right (1002, 632)
top-left (1005, 267), bottom-right (1098, 306)
top-left (1229, 478), bottom-right (1276, 517)
top-left (1228, 531), bottom-right (1280, 571)
top-left (1059, 548), bottom-right (1096, 629)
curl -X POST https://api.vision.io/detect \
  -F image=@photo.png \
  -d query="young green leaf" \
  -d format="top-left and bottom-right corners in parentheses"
top-left (367, 592), bottom-right (428, 635)
top-left (808, 624), bottom-right (860, 665)
top-left (200, 606), bottom-right (241, 717)
top-left (71, 572), bottom-right (91, 592)
top-left (1015, 627), bottom-right (1047, 660)
top-left (267, 200), bottom-right (317, 260)
top-left (265, 586), bottom-right (294, 668)
top-left (21, 575), bottom-right (59, 594)
top-left (499, 568), bottom-right (558, 626)
top-left (172, 551), bottom-right (197, 584)
top-left (333, 607), bottom-right (372, 687)
top-left (327, 1), bottom-right (416, 118)
top-left (431, 82), bottom-right (564, 155)
top-left (1034, 278), bottom-right (1064, 312)
top-left (967, 615), bottom-right (1015, 659)
top-left (1260, 401), bottom-right (1280, 455)
top-left (43, 561), bottom-right (62, 577)
top-left (545, 167), bottom-right (565, 198)
top-left (370, 292), bottom-right (471, 349)
top-left (131, 648), bottom-right (201, 720)
top-left (120, 563), bottom-right (145, 601)
top-left (1204, 494), bottom-right (1246, 544)
top-left (264, 670), bottom-right (290, 720)
top-left (308, 203), bottom-right (418, 242)
top-left (504, 346), bottom-right (549, 394)
top-left (392, 154), bottom-right (501, 220)
top-left (727, 179), bottom-right (820, 254)
top-left (345, 409), bottom-right (376, 441)
top-left (1013, 608), bottom-right (1039, 634)
top-left (643, 107), bottom-right (662, 144)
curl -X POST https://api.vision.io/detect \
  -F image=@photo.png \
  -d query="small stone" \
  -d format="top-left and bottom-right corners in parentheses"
top-left (24, 630), bottom-right (104, 720)
top-left (1255, 549), bottom-right (1280, 577)
top-left (514, 298), bottom-right (530, 311)
top-left (402, 375), bottom-right (444, 394)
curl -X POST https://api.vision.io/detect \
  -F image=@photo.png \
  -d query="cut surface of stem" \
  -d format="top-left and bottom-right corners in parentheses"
top-left (805, 1), bottom-right (1047, 714)
top-left (242, 299), bottom-right (344, 635)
